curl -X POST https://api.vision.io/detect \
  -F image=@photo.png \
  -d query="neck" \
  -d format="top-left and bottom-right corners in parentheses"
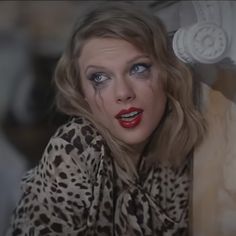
top-left (129, 141), bottom-right (148, 167)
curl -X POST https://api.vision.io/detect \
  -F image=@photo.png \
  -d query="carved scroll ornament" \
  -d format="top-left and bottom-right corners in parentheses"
top-left (172, 1), bottom-right (235, 64)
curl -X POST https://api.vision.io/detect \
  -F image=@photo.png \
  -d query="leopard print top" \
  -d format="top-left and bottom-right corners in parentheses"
top-left (7, 116), bottom-right (191, 236)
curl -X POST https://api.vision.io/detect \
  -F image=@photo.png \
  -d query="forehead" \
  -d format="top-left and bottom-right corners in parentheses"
top-left (79, 37), bottom-right (147, 62)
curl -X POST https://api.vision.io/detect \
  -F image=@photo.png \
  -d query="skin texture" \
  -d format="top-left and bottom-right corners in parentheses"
top-left (79, 38), bottom-right (167, 151)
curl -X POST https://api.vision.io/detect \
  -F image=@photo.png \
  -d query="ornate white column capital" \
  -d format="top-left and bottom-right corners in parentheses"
top-left (173, 22), bottom-right (228, 64)
top-left (172, 1), bottom-right (235, 65)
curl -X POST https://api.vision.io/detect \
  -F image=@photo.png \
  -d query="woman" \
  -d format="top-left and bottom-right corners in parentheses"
top-left (8, 2), bottom-right (206, 235)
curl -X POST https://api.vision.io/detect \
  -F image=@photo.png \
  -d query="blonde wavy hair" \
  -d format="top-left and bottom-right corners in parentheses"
top-left (54, 2), bottom-right (206, 178)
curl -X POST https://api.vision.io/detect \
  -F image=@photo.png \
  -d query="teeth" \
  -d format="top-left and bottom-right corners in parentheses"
top-left (120, 111), bottom-right (140, 119)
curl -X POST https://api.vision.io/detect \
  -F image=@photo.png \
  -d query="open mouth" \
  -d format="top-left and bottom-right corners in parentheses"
top-left (118, 110), bottom-right (142, 120)
top-left (115, 108), bottom-right (143, 128)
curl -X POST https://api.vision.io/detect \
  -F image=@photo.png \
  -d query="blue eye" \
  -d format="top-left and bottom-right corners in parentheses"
top-left (88, 72), bottom-right (109, 86)
top-left (130, 63), bottom-right (152, 75)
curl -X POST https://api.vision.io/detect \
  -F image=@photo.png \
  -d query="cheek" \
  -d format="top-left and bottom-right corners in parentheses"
top-left (88, 95), bottom-right (115, 131)
top-left (85, 87), bottom-right (112, 121)
top-left (86, 92), bottom-right (103, 113)
top-left (145, 76), bottom-right (166, 101)
top-left (149, 80), bottom-right (167, 112)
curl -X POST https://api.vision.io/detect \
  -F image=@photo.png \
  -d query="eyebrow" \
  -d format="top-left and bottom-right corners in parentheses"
top-left (84, 54), bottom-right (150, 74)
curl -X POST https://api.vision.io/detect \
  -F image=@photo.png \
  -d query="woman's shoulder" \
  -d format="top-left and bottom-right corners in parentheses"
top-left (21, 116), bottom-right (109, 192)
top-left (52, 116), bottom-right (105, 153)
top-left (40, 116), bottom-right (109, 176)
top-left (54, 116), bottom-right (101, 140)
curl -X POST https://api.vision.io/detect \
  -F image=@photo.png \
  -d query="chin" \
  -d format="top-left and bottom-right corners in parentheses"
top-left (120, 132), bottom-right (151, 147)
top-left (112, 123), bottom-right (154, 147)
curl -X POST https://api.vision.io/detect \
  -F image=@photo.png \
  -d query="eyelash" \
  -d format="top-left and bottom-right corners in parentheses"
top-left (87, 62), bottom-right (152, 87)
top-left (88, 72), bottom-right (109, 87)
top-left (130, 63), bottom-right (152, 76)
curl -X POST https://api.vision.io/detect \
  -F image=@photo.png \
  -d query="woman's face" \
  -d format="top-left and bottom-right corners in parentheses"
top-left (79, 37), bottom-right (167, 147)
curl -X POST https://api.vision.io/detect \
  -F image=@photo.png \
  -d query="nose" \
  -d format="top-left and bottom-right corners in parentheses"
top-left (115, 78), bottom-right (136, 103)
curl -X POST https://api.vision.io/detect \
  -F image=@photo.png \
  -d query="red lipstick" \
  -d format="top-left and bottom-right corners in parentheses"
top-left (115, 107), bottom-right (143, 128)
